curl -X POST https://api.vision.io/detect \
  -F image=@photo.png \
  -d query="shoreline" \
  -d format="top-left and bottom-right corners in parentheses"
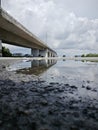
top-left (0, 59), bottom-right (98, 130)
top-left (0, 56), bottom-right (98, 61)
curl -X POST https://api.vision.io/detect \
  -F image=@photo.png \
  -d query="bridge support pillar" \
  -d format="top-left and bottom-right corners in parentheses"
top-left (0, 40), bottom-right (2, 57)
top-left (39, 49), bottom-right (47, 57)
top-left (31, 48), bottom-right (57, 58)
top-left (47, 51), bottom-right (52, 57)
top-left (31, 49), bottom-right (39, 57)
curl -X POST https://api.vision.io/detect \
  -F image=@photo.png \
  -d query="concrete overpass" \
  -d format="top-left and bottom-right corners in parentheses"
top-left (0, 7), bottom-right (57, 57)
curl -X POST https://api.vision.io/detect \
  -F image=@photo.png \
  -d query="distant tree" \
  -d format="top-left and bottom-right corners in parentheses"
top-left (86, 53), bottom-right (98, 57)
top-left (75, 55), bottom-right (78, 57)
top-left (63, 55), bottom-right (66, 57)
top-left (81, 54), bottom-right (85, 57)
top-left (81, 53), bottom-right (98, 57)
top-left (2, 46), bottom-right (12, 57)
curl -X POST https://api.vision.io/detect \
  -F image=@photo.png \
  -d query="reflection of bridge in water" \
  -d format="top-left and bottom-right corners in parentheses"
top-left (16, 59), bottom-right (57, 76)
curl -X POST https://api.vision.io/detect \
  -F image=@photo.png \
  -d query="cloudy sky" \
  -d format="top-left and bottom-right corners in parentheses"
top-left (1, 0), bottom-right (98, 56)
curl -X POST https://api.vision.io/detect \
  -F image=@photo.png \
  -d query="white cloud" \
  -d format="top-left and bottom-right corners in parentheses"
top-left (1, 0), bottom-right (98, 56)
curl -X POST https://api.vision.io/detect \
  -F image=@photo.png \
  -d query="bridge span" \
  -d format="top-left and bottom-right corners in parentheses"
top-left (0, 7), bottom-right (57, 57)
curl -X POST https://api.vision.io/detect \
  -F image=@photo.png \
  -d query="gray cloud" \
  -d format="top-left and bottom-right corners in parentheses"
top-left (1, 0), bottom-right (98, 56)
top-left (54, 0), bottom-right (98, 19)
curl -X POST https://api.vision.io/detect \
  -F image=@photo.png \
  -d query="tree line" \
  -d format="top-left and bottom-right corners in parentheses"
top-left (81, 53), bottom-right (98, 57)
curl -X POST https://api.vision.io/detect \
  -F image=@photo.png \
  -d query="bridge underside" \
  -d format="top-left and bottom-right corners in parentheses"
top-left (0, 8), bottom-right (57, 57)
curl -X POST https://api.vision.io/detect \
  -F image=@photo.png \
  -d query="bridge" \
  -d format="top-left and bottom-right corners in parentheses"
top-left (0, 7), bottom-right (57, 57)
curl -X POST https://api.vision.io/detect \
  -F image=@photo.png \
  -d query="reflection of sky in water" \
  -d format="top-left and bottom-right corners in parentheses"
top-left (7, 60), bottom-right (31, 71)
top-left (7, 59), bottom-right (98, 99)
top-left (7, 59), bottom-right (98, 86)
top-left (41, 60), bottom-right (98, 99)
top-left (42, 60), bottom-right (98, 84)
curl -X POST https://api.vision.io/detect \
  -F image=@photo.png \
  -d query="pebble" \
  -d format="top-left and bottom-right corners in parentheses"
top-left (87, 80), bottom-right (90, 83)
top-left (92, 89), bottom-right (97, 92)
top-left (70, 126), bottom-right (79, 130)
top-left (22, 110), bottom-right (32, 115)
top-left (82, 85), bottom-right (85, 88)
top-left (58, 88), bottom-right (64, 92)
top-left (65, 83), bottom-right (70, 86)
top-left (73, 112), bottom-right (80, 118)
top-left (45, 87), bottom-right (55, 91)
top-left (2, 65), bottom-right (6, 68)
top-left (40, 99), bottom-right (48, 106)
top-left (0, 120), bottom-right (3, 125)
top-left (50, 82), bottom-right (59, 85)
top-left (0, 81), bottom-right (5, 85)
top-left (82, 109), bottom-right (88, 115)
top-left (52, 118), bottom-right (62, 126)
top-left (70, 85), bottom-right (77, 89)
top-left (86, 86), bottom-right (91, 90)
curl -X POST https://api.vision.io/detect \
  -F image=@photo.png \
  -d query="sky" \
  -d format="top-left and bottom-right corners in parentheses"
top-left (1, 0), bottom-right (98, 56)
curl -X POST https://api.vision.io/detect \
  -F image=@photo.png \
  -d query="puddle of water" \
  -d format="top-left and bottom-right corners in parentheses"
top-left (7, 58), bottom-right (98, 85)
top-left (7, 59), bottom-right (98, 81)
top-left (7, 58), bottom-right (98, 100)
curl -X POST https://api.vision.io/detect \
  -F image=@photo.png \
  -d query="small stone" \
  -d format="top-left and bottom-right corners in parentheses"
top-left (0, 81), bottom-right (5, 85)
top-left (82, 85), bottom-right (85, 88)
top-left (70, 85), bottom-right (77, 89)
top-left (58, 89), bottom-right (64, 92)
top-left (0, 120), bottom-right (3, 125)
top-left (40, 99), bottom-right (48, 106)
top-left (30, 88), bottom-right (38, 92)
top-left (92, 89), bottom-right (97, 92)
top-left (82, 109), bottom-right (88, 115)
top-left (45, 87), bottom-right (55, 91)
top-left (38, 80), bottom-right (45, 83)
top-left (50, 82), bottom-right (55, 85)
top-left (73, 112), bottom-right (80, 118)
top-left (23, 110), bottom-right (32, 115)
top-left (52, 119), bottom-right (62, 126)
top-left (87, 80), bottom-right (90, 83)
top-left (54, 89), bottom-right (58, 93)
top-left (31, 122), bottom-right (37, 130)
top-left (86, 86), bottom-right (91, 90)
top-left (48, 110), bottom-right (53, 115)
top-left (69, 91), bottom-right (74, 94)
top-left (65, 83), bottom-right (70, 86)
top-left (40, 128), bottom-right (49, 130)
top-left (2, 65), bottom-right (6, 68)
top-left (70, 126), bottom-right (79, 130)
top-left (89, 113), bottom-right (95, 119)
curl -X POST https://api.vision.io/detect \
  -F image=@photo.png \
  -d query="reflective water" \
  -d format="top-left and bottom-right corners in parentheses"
top-left (7, 58), bottom-right (98, 86)
top-left (7, 58), bottom-right (98, 102)
top-left (7, 59), bottom-right (57, 76)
